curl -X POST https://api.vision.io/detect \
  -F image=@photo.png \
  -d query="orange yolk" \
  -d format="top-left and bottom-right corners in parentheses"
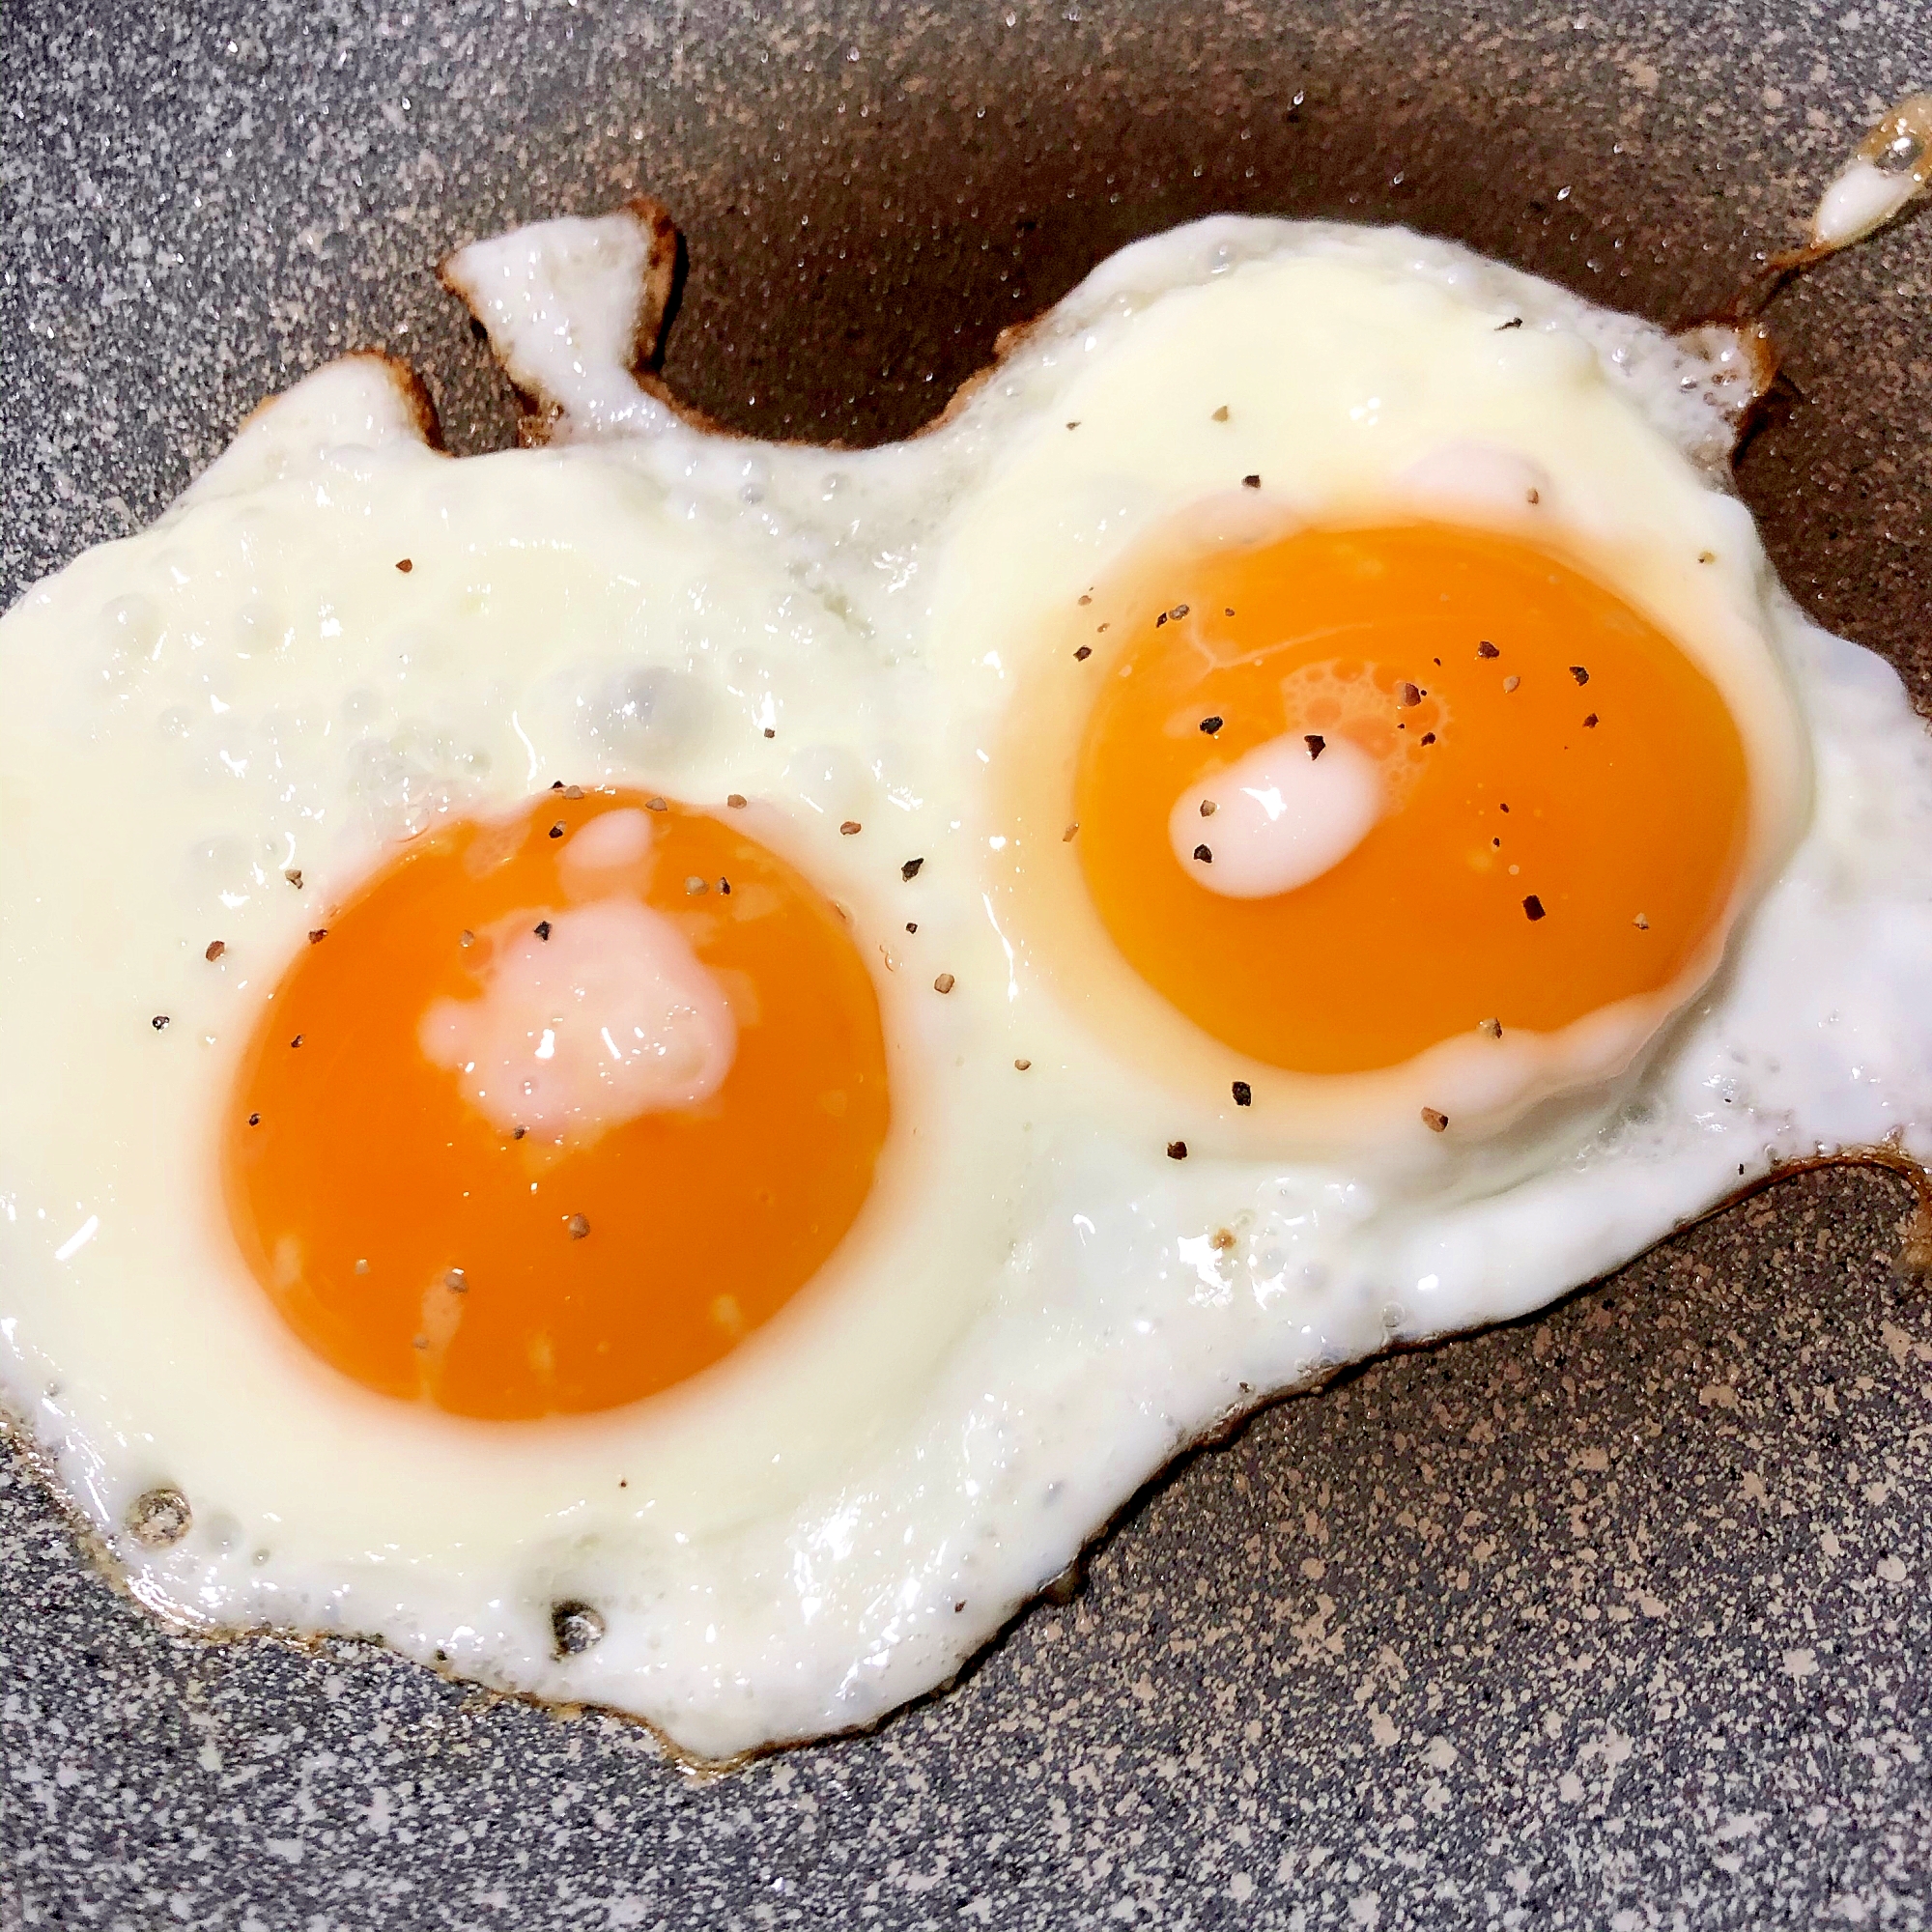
top-left (223, 792), bottom-right (890, 1419)
top-left (1074, 523), bottom-right (1751, 1074)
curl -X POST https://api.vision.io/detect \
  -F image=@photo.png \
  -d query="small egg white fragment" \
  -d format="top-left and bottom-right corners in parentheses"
top-left (440, 196), bottom-right (680, 440)
top-left (4, 188), bottom-right (1932, 1771)
top-left (1803, 94), bottom-right (1932, 254)
top-left (1169, 732), bottom-right (1383, 898)
top-left (420, 897), bottom-right (737, 1134)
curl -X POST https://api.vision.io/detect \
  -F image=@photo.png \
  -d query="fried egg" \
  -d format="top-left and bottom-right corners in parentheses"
top-left (4, 198), bottom-right (1932, 1765)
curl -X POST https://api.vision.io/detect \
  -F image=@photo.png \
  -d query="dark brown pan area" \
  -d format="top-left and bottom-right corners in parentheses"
top-left (3, 3), bottom-right (1930, 1925)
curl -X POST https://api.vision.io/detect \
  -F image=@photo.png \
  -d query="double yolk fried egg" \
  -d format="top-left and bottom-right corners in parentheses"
top-left (4, 204), bottom-right (1932, 1764)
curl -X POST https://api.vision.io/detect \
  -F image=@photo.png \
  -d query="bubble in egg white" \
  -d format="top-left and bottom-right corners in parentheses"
top-left (106, 591), bottom-right (162, 656)
top-left (351, 729), bottom-right (489, 840)
top-left (582, 662), bottom-right (714, 762)
top-left (783, 742), bottom-right (873, 822)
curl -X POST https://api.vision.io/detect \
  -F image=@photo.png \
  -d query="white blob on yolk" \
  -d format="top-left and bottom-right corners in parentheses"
top-left (1169, 732), bottom-right (1384, 898)
top-left (420, 897), bottom-right (738, 1136)
top-left (560, 805), bottom-right (655, 873)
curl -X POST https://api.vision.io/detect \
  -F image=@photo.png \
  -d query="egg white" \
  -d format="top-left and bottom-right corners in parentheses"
top-left (3, 214), bottom-right (1930, 1764)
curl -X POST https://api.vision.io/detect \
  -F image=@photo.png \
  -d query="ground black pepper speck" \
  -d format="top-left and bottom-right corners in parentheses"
top-left (5, 1), bottom-right (1932, 1924)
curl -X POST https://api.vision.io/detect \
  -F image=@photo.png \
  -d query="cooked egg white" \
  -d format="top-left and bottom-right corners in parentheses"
top-left (3, 211), bottom-right (1931, 1764)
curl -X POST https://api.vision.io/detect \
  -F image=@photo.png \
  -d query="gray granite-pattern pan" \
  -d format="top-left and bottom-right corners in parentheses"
top-left (4, 3), bottom-right (1930, 1925)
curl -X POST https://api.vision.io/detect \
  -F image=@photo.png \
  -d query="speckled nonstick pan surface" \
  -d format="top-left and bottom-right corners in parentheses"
top-left (5, 4), bottom-right (1931, 1925)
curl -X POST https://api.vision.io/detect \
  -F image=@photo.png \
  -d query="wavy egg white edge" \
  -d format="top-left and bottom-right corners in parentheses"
top-left (1, 210), bottom-right (1930, 1766)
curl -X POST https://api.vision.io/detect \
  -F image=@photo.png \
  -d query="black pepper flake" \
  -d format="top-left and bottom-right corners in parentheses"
top-left (1420, 731), bottom-right (1436, 746)
top-left (551, 780), bottom-right (564, 791)
top-left (151, 1014), bottom-right (169, 1031)
top-left (512, 1125), bottom-right (527, 1140)
top-left (565, 1213), bottom-right (590, 1240)
top-left (905, 922), bottom-right (918, 933)
top-left (1241, 474), bottom-right (1261, 490)
top-left (684, 875), bottom-right (708, 895)
top-left (1211, 405), bottom-right (1230, 422)
top-left (563, 784), bottom-right (584, 800)
top-left (1305, 734), bottom-right (1325, 760)
top-left (1199, 799), bottom-right (1217, 817)
top-left (247, 1112), bottom-right (261, 1126)
top-left (284, 868), bottom-right (302, 889)
top-left (1073, 644), bottom-right (1092, 661)
top-left (764, 726), bottom-right (776, 738)
top-left (396, 557), bottom-right (413, 573)
top-left (645, 796), bottom-right (668, 811)
top-left (205, 940), bottom-right (226, 961)
top-left (1062, 822), bottom-right (1079, 842)
top-left (901, 857), bottom-right (924, 881)
top-left (1078, 594), bottom-right (1092, 606)
top-left (1166, 1140), bottom-right (1188, 1160)
top-left (290, 1035), bottom-right (302, 1049)
top-left (307, 928), bottom-right (327, 945)
top-left (1170, 604), bottom-right (1189, 620)
top-left (1476, 641), bottom-right (1499, 659)
top-left (1192, 842), bottom-right (1213, 864)
top-left (1502, 674), bottom-right (1520, 694)
top-left (1421, 1106), bottom-right (1450, 1133)
top-left (444, 1267), bottom-right (468, 1293)
top-left (1065, 420), bottom-right (1080, 431)
top-left (1570, 666), bottom-right (1590, 685)
top-left (534, 920), bottom-right (553, 941)
top-left (933, 971), bottom-right (955, 994)
top-left (1014, 1057), bottom-right (1032, 1071)
top-left (1583, 713), bottom-right (1598, 728)
top-left (1397, 681), bottom-right (1422, 708)
top-left (1155, 611), bottom-right (1168, 628)
top-left (1199, 715), bottom-right (1223, 736)
top-left (548, 822), bottom-right (565, 838)
top-left (1522, 895), bottom-right (1546, 922)
top-left (719, 878), bottom-right (731, 895)
top-left (1232, 1079), bottom-right (1253, 1107)
top-left (1497, 316), bottom-right (1523, 330)
top-left (839, 820), bottom-right (862, 836)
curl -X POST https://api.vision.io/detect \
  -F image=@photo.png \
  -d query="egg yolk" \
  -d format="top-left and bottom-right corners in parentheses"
top-left (1074, 523), bottom-right (1751, 1074)
top-left (223, 791), bottom-right (890, 1419)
